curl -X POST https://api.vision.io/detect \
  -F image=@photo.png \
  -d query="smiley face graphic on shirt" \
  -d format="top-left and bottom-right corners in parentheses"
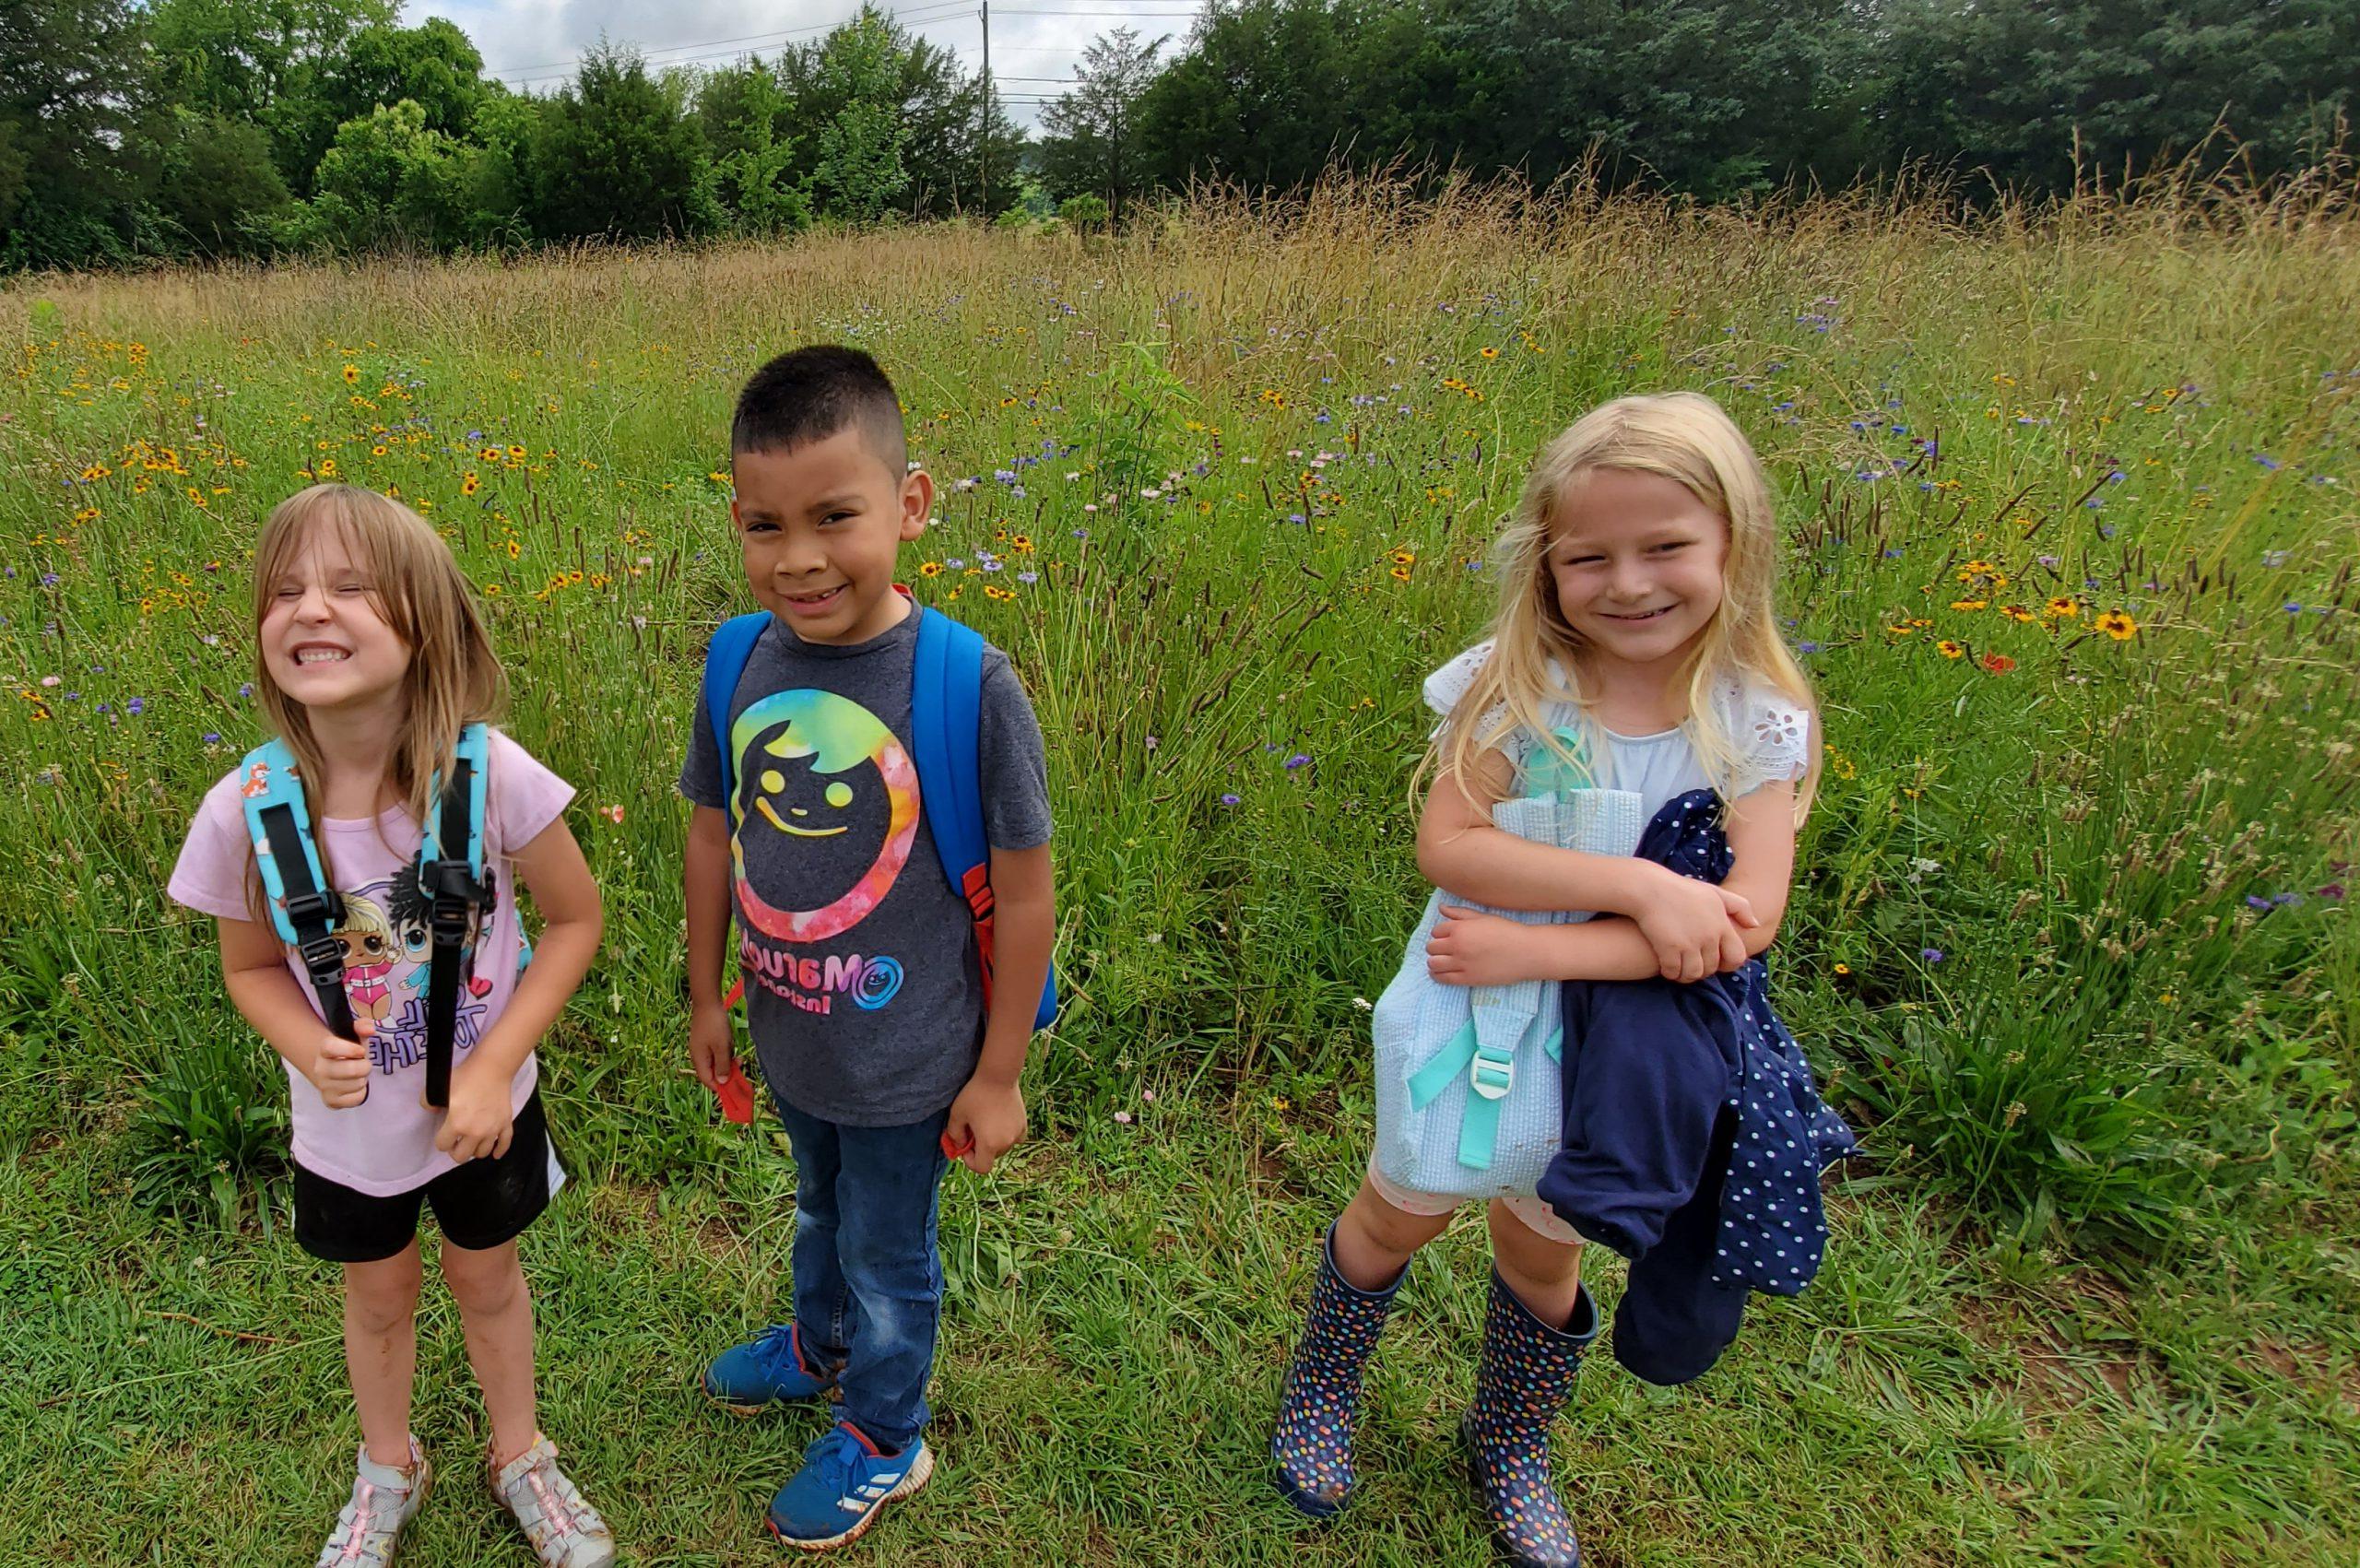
top-left (728, 689), bottom-right (920, 943)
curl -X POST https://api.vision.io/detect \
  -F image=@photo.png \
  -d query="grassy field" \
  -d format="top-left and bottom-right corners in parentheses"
top-left (4, 180), bottom-right (2356, 1564)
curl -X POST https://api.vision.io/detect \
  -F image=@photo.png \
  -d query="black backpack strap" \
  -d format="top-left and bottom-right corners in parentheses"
top-left (419, 755), bottom-right (488, 1109)
top-left (256, 801), bottom-right (356, 1043)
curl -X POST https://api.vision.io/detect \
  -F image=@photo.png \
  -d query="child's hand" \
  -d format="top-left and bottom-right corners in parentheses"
top-left (435, 1062), bottom-right (516, 1163)
top-left (305, 1023), bottom-right (373, 1109)
top-left (1427, 907), bottom-right (1549, 987)
top-left (1634, 867), bottom-right (1756, 983)
top-left (943, 1076), bottom-right (1026, 1175)
top-left (688, 1002), bottom-right (734, 1093)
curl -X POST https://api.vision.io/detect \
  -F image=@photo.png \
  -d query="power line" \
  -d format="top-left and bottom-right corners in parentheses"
top-left (962, 42), bottom-right (1131, 53)
top-left (489, 1), bottom-right (979, 84)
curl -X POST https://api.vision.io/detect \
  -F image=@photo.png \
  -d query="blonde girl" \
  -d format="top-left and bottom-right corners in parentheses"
top-left (1270, 394), bottom-right (1849, 1567)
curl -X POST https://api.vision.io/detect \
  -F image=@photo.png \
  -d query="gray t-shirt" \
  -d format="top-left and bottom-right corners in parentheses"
top-left (679, 607), bottom-right (1053, 1125)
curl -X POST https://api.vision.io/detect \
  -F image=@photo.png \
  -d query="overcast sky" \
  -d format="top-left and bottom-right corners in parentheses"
top-left (409, 0), bottom-right (1200, 128)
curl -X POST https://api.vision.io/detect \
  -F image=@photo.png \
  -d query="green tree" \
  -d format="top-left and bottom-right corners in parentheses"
top-left (1136, 0), bottom-right (1863, 199)
top-left (527, 47), bottom-right (716, 241)
top-left (150, 109), bottom-right (292, 256)
top-left (288, 18), bottom-right (489, 180)
top-left (1135, 0), bottom-right (1356, 193)
top-left (0, 0), bottom-right (158, 268)
top-left (1037, 28), bottom-right (1165, 220)
top-left (1862, 0), bottom-right (2360, 194)
top-left (696, 60), bottom-right (810, 235)
top-left (797, 10), bottom-right (911, 219)
top-left (1433, 0), bottom-right (1852, 196)
top-left (302, 99), bottom-right (474, 250)
top-left (777, 7), bottom-right (1022, 218)
top-left (148, 0), bottom-right (398, 189)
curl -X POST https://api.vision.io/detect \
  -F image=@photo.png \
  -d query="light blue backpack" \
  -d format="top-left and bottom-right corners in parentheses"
top-left (1372, 757), bottom-right (1646, 1202)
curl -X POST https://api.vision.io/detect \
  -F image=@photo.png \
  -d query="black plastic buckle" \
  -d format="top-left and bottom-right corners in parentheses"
top-left (422, 860), bottom-right (488, 949)
top-left (297, 933), bottom-right (347, 983)
top-left (284, 887), bottom-right (346, 928)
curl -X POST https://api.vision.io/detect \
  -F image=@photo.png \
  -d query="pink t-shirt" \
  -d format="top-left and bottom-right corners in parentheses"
top-left (167, 729), bottom-right (574, 1197)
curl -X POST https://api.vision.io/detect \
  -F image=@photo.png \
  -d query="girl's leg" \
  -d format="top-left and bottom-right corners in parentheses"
top-left (440, 1236), bottom-right (537, 1468)
top-left (1332, 1175), bottom-right (1457, 1290)
top-left (1468, 1202), bottom-right (1598, 1568)
top-left (345, 1242), bottom-right (426, 1469)
top-left (1271, 1177), bottom-right (1457, 1518)
top-left (1486, 1198), bottom-right (1585, 1326)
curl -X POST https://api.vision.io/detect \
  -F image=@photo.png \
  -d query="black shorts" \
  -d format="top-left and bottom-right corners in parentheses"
top-left (293, 1091), bottom-right (561, 1264)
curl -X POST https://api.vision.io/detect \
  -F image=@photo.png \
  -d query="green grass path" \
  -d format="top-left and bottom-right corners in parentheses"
top-left (7, 1073), bottom-right (2353, 1566)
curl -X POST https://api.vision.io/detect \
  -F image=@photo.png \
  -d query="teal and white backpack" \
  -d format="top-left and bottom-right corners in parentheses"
top-left (1370, 729), bottom-right (1646, 1201)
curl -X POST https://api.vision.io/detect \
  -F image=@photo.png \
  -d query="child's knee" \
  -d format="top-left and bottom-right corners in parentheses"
top-left (1344, 1181), bottom-right (1453, 1257)
top-left (344, 1244), bottom-right (423, 1332)
top-left (1487, 1200), bottom-right (1584, 1280)
top-left (439, 1237), bottom-right (525, 1315)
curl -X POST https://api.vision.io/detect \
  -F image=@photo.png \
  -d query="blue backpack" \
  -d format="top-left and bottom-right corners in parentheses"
top-left (239, 724), bottom-right (497, 1109)
top-left (700, 605), bottom-right (1058, 1032)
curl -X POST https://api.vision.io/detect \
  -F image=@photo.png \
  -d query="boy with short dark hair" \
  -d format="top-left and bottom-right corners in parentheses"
top-left (679, 345), bottom-right (1055, 1550)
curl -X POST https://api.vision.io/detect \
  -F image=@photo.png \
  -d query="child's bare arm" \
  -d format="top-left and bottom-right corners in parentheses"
top-left (1426, 908), bottom-right (1664, 986)
top-left (684, 805), bottom-right (735, 1091)
top-left (466, 815), bottom-right (602, 1082)
top-left (947, 841), bottom-right (1054, 1174)
top-left (1426, 780), bottom-right (1800, 986)
top-left (218, 915), bottom-right (373, 1107)
top-left (1415, 748), bottom-right (1658, 915)
top-left (1717, 780), bottom-right (1798, 960)
top-left (442, 813), bottom-right (602, 1161)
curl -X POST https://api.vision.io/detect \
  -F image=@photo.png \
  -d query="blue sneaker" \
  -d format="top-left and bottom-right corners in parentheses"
top-left (701, 1324), bottom-right (839, 1415)
top-left (766, 1421), bottom-right (934, 1551)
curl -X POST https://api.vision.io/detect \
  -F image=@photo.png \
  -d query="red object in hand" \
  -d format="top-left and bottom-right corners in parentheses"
top-left (716, 1057), bottom-right (756, 1125)
top-left (712, 977), bottom-right (755, 1123)
top-left (940, 1128), bottom-right (974, 1161)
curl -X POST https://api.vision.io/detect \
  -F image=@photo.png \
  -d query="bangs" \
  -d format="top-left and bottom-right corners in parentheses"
top-left (251, 485), bottom-right (463, 646)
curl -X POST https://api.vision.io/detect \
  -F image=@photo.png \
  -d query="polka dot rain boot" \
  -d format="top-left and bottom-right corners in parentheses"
top-left (1269, 1223), bottom-right (1405, 1518)
top-left (1460, 1270), bottom-right (1599, 1568)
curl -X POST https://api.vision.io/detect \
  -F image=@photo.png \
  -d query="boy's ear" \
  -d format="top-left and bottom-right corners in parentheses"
top-left (898, 467), bottom-right (934, 544)
top-left (728, 494), bottom-right (743, 531)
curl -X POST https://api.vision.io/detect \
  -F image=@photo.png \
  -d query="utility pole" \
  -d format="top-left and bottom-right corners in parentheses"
top-left (979, 1), bottom-right (992, 216)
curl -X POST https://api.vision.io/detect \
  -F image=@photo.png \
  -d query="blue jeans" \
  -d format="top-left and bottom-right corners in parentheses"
top-left (770, 1097), bottom-right (950, 1452)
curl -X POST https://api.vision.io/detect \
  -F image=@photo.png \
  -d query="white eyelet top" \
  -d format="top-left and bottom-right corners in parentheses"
top-left (1423, 641), bottom-right (1811, 821)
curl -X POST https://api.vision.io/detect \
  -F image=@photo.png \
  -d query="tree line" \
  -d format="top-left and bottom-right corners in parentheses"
top-left (3, 0), bottom-right (2352, 270)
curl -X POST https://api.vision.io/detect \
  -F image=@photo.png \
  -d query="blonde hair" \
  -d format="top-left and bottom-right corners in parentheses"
top-left (243, 485), bottom-right (507, 918)
top-left (1424, 392), bottom-right (1819, 816)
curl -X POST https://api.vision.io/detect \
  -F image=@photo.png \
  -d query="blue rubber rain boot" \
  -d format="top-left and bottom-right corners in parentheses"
top-left (1269, 1224), bottom-right (1405, 1518)
top-left (1461, 1270), bottom-right (1599, 1567)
